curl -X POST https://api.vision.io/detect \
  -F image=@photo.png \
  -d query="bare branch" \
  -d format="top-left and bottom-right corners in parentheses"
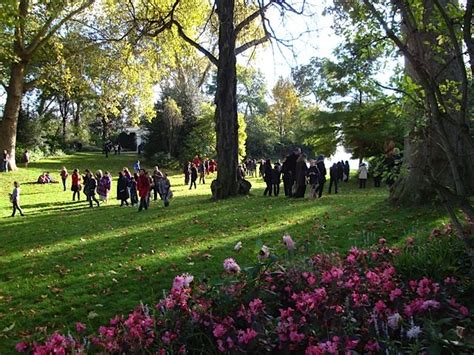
top-left (235, 34), bottom-right (270, 55)
top-left (172, 20), bottom-right (218, 66)
top-left (235, 2), bottom-right (271, 34)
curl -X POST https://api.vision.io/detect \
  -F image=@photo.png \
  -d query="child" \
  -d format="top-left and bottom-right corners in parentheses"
top-left (60, 167), bottom-right (68, 191)
top-left (189, 163), bottom-right (198, 189)
top-left (130, 173), bottom-right (139, 206)
top-left (10, 181), bottom-right (24, 217)
top-left (133, 160), bottom-right (141, 174)
top-left (307, 160), bottom-right (320, 199)
top-left (137, 169), bottom-right (151, 211)
top-left (272, 162), bottom-right (282, 197)
top-left (23, 150), bottom-right (30, 168)
top-left (71, 168), bottom-right (81, 201)
top-left (159, 173), bottom-right (172, 207)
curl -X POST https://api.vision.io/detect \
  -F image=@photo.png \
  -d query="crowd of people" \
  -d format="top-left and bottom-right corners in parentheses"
top-left (182, 155), bottom-right (217, 189)
top-left (240, 148), bottom-right (370, 199)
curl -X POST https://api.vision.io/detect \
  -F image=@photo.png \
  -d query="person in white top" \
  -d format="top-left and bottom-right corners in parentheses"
top-left (10, 181), bottom-right (25, 217)
top-left (358, 163), bottom-right (368, 189)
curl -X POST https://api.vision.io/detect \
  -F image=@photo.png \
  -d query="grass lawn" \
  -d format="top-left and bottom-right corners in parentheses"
top-left (0, 152), bottom-right (447, 351)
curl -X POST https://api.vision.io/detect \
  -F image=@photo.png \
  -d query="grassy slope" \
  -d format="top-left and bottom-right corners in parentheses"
top-left (0, 153), bottom-right (446, 350)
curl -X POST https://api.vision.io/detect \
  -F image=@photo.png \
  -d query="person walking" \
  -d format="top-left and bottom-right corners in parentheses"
top-left (23, 150), bottom-right (30, 168)
top-left (117, 171), bottom-right (130, 206)
top-left (71, 168), bottom-right (81, 201)
top-left (198, 163), bottom-right (206, 184)
top-left (316, 155), bottom-right (327, 198)
top-left (130, 173), bottom-right (139, 206)
top-left (159, 173), bottom-right (172, 207)
top-left (328, 163), bottom-right (338, 194)
top-left (137, 169), bottom-right (151, 211)
top-left (263, 159), bottom-right (273, 196)
top-left (358, 163), bottom-right (368, 188)
top-left (2, 150), bottom-right (10, 172)
top-left (97, 170), bottom-right (112, 203)
top-left (344, 161), bottom-right (350, 182)
top-left (60, 167), bottom-right (68, 191)
top-left (10, 181), bottom-right (25, 217)
top-left (85, 171), bottom-right (100, 207)
top-left (294, 154), bottom-right (308, 198)
top-left (183, 162), bottom-right (191, 185)
top-left (307, 160), bottom-right (320, 199)
top-left (133, 160), bottom-right (141, 174)
top-left (272, 162), bottom-right (282, 197)
top-left (152, 166), bottom-right (164, 201)
top-left (189, 164), bottom-right (198, 189)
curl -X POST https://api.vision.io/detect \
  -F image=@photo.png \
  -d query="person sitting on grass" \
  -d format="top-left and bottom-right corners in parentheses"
top-left (10, 181), bottom-right (25, 217)
top-left (71, 168), bottom-right (81, 201)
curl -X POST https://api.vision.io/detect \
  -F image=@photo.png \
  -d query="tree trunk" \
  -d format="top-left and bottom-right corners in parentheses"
top-left (212, 0), bottom-right (239, 199)
top-left (0, 62), bottom-right (27, 170)
top-left (390, 0), bottom-right (474, 204)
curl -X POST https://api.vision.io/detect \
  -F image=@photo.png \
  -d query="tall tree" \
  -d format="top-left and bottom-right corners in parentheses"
top-left (0, 0), bottom-right (94, 169)
top-left (129, 0), bottom-right (306, 199)
top-left (330, 0), bottom-right (474, 259)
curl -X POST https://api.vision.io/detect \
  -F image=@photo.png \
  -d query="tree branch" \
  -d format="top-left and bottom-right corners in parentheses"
top-left (26, 0), bottom-right (94, 57)
top-left (235, 34), bottom-right (270, 55)
top-left (373, 81), bottom-right (425, 110)
top-left (235, 2), bottom-right (271, 34)
top-left (171, 20), bottom-right (218, 66)
top-left (463, 0), bottom-right (474, 78)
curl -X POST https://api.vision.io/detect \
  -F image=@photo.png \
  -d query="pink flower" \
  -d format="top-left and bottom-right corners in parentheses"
top-left (364, 340), bottom-right (381, 352)
top-left (444, 277), bottom-right (457, 285)
top-left (75, 322), bottom-right (86, 333)
top-left (249, 298), bottom-right (265, 315)
top-left (389, 288), bottom-right (402, 301)
top-left (378, 238), bottom-right (387, 244)
top-left (172, 273), bottom-right (194, 291)
top-left (421, 299), bottom-right (440, 311)
top-left (223, 258), bottom-right (241, 273)
top-left (283, 234), bottom-right (296, 250)
top-left (346, 254), bottom-right (356, 263)
top-left (460, 306), bottom-right (469, 316)
top-left (237, 328), bottom-right (257, 344)
top-left (289, 330), bottom-right (305, 343)
top-left (375, 300), bottom-right (387, 313)
top-left (213, 324), bottom-right (227, 338)
top-left (15, 342), bottom-right (28, 352)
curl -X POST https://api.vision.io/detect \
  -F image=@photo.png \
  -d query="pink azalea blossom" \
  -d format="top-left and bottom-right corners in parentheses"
top-left (460, 306), bottom-right (469, 316)
top-left (390, 288), bottom-right (403, 301)
top-left (15, 342), bottom-right (28, 352)
top-left (75, 322), bottom-right (86, 333)
top-left (249, 298), bottom-right (265, 315)
top-left (283, 234), bottom-right (296, 250)
top-left (213, 324), bottom-right (227, 338)
top-left (237, 328), bottom-right (257, 344)
top-left (223, 258), bottom-right (241, 273)
top-left (172, 273), bottom-right (194, 291)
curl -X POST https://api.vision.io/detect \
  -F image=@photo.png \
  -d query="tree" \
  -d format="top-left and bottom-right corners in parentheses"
top-left (0, 0), bottom-right (94, 169)
top-left (330, 0), bottom-right (474, 260)
top-left (268, 77), bottom-right (300, 142)
top-left (129, 0), bottom-right (307, 199)
top-left (162, 98), bottom-right (183, 157)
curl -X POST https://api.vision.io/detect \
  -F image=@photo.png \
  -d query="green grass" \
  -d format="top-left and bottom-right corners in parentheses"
top-left (0, 152), bottom-right (447, 351)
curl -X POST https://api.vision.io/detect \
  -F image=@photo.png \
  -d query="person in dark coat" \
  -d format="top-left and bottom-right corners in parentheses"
top-left (183, 162), bottom-right (191, 185)
top-left (307, 160), bottom-right (321, 199)
top-left (316, 155), bottom-right (327, 198)
top-left (272, 162), bottom-right (282, 196)
top-left (284, 147), bottom-right (301, 197)
top-left (337, 161), bottom-right (344, 182)
top-left (189, 164), bottom-right (198, 189)
top-left (344, 161), bottom-right (350, 182)
top-left (85, 171), bottom-right (100, 207)
top-left (294, 154), bottom-right (308, 198)
top-left (281, 158), bottom-right (292, 197)
top-left (263, 159), bottom-right (273, 196)
top-left (117, 171), bottom-right (130, 206)
top-left (328, 163), bottom-right (339, 194)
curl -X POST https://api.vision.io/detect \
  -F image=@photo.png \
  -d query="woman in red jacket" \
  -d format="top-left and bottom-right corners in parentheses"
top-left (137, 169), bottom-right (151, 211)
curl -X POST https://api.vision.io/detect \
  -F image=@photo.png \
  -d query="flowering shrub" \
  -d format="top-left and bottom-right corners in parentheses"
top-left (17, 230), bottom-right (473, 354)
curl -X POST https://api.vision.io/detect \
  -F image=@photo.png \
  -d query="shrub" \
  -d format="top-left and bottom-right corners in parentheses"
top-left (17, 232), bottom-right (473, 354)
